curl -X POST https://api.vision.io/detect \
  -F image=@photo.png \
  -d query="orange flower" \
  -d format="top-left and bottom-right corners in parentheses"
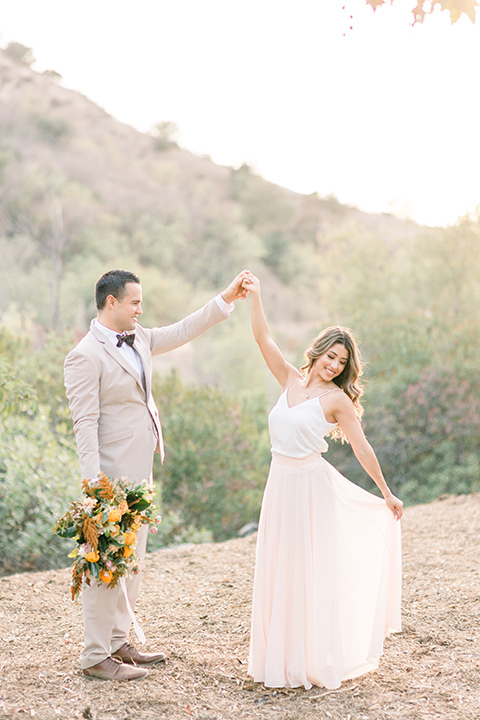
top-left (85, 550), bottom-right (99, 563)
top-left (123, 532), bottom-right (137, 546)
top-left (124, 546), bottom-right (135, 558)
top-left (118, 501), bottom-right (129, 515)
top-left (108, 508), bottom-right (122, 523)
top-left (99, 570), bottom-right (113, 584)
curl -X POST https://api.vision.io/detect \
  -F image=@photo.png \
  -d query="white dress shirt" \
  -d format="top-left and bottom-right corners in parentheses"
top-left (93, 319), bottom-right (145, 384)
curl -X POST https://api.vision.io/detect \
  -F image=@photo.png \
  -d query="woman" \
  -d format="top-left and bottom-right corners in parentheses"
top-left (243, 272), bottom-right (402, 691)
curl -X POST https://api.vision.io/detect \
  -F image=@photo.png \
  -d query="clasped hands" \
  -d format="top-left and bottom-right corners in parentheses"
top-left (221, 270), bottom-right (256, 304)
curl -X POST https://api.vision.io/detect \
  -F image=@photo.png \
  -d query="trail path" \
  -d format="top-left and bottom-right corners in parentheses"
top-left (1, 495), bottom-right (480, 720)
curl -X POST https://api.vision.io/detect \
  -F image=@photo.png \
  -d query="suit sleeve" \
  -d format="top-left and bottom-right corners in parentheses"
top-left (64, 350), bottom-right (102, 480)
top-left (147, 297), bottom-right (229, 355)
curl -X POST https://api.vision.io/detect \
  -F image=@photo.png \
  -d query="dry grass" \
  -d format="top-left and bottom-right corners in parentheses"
top-left (1, 494), bottom-right (480, 720)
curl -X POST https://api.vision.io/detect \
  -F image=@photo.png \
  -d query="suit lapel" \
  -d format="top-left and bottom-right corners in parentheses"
top-left (133, 335), bottom-right (151, 397)
top-left (90, 321), bottom-right (146, 395)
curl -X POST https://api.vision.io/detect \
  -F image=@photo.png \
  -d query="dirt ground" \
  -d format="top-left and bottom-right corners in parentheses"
top-left (1, 494), bottom-right (480, 720)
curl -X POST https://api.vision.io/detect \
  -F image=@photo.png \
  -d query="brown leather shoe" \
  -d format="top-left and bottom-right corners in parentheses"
top-left (83, 656), bottom-right (148, 680)
top-left (112, 643), bottom-right (166, 666)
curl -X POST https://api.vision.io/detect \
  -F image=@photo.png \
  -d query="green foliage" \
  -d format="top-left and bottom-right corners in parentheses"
top-left (36, 116), bottom-right (71, 144)
top-left (0, 331), bottom-right (79, 575)
top-left (4, 42), bottom-right (35, 66)
top-left (147, 509), bottom-right (213, 549)
top-left (151, 121), bottom-right (179, 150)
top-left (385, 367), bottom-right (480, 502)
top-left (42, 69), bottom-right (62, 82)
top-left (0, 162), bottom-right (103, 330)
top-left (319, 222), bottom-right (480, 505)
top-left (262, 230), bottom-right (294, 282)
top-left (183, 220), bottom-right (263, 289)
top-left (0, 406), bottom-right (78, 575)
top-left (0, 359), bottom-right (37, 417)
top-left (230, 164), bottom-right (296, 235)
top-left (0, 328), bottom-right (39, 416)
top-left (151, 370), bottom-right (269, 543)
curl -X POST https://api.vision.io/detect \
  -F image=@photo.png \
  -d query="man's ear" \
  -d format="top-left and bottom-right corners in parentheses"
top-left (105, 294), bottom-right (117, 310)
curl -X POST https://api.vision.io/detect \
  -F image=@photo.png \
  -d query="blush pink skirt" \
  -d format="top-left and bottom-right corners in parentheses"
top-left (248, 452), bottom-right (401, 690)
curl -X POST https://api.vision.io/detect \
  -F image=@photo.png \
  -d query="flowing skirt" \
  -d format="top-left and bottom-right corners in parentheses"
top-left (248, 452), bottom-right (402, 690)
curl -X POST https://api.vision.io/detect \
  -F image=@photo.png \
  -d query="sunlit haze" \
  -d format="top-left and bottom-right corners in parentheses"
top-left (1, 0), bottom-right (479, 227)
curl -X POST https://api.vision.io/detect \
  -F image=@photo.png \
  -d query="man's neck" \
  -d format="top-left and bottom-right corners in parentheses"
top-left (96, 315), bottom-right (120, 333)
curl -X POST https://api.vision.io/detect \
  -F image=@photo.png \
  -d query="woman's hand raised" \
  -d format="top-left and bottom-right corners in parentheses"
top-left (242, 272), bottom-right (260, 294)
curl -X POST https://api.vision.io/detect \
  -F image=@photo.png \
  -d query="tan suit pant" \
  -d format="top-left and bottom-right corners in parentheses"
top-left (80, 524), bottom-right (149, 669)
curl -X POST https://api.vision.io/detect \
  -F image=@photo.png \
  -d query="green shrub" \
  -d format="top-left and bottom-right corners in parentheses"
top-left (152, 371), bottom-right (269, 543)
top-left (147, 509), bottom-right (213, 550)
top-left (0, 411), bottom-right (78, 575)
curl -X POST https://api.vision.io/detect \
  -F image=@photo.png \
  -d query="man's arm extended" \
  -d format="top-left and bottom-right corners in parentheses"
top-left (148, 270), bottom-right (251, 355)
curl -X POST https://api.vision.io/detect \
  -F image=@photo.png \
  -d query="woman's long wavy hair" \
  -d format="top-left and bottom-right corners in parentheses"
top-left (300, 326), bottom-right (365, 442)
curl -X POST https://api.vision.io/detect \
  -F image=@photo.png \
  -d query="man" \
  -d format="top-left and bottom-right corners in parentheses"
top-left (64, 268), bottom-right (249, 681)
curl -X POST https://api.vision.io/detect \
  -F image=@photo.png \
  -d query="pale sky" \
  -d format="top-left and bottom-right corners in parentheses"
top-left (1, 0), bottom-right (479, 227)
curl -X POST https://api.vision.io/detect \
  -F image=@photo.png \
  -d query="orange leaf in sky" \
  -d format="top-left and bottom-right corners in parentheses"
top-left (412, 1), bottom-right (427, 23)
top-left (364, 0), bottom-right (477, 23)
top-left (435, 0), bottom-right (479, 23)
top-left (365, 0), bottom-right (386, 9)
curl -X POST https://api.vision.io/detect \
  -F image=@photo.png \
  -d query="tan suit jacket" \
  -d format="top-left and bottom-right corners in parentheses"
top-left (64, 297), bottom-right (228, 485)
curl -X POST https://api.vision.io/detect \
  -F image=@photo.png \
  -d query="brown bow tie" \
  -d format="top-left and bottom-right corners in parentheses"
top-left (116, 333), bottom-right (135, 348)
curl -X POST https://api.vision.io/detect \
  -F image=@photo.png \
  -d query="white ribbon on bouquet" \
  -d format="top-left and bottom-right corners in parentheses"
top-left (119, 577), bottom-right (146, 644)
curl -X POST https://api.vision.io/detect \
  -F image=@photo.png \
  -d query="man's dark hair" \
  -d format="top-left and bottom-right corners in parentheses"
top-left (95, 269), bottom-right (141, 310)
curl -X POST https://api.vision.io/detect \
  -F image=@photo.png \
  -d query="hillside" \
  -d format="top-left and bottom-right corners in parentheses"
top-left (1, 494), bottom-right (479, 720)
top-left (0, 49), bottom-right (418, 235)
top-left (0, 46), bottom-right (421, 341)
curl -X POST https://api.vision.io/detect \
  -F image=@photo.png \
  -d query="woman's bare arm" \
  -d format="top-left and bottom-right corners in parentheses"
top-left (243, 273), bottom-right (299, 389)
top-left (333, 393), bottom-right (403, 520)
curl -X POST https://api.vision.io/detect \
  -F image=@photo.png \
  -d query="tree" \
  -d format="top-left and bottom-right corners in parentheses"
top-left (151, 121), bottom-right (179, 150)
top-left (0, 166), bottom-right (100, 330)
top-left (364, 0), bottom-right (478, 24)
top-left (4, 42), bottom-right (35, 66)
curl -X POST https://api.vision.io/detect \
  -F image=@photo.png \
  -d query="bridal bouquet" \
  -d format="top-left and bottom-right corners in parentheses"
top-left (53, 473), bottom-right (160, 600)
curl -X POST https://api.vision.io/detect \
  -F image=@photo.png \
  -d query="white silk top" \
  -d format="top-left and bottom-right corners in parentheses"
top-left (268, 384), bottom-right (338, 458)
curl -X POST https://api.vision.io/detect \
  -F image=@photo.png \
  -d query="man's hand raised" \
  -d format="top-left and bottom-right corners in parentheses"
top-left (221, 270), bottom-right (252, 304)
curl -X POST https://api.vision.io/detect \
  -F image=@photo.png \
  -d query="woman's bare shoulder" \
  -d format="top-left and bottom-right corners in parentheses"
top-left (330, 387), bottom-right (354, 410)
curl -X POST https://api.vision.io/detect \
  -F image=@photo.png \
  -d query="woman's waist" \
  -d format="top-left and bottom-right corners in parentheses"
top-left (271, 451), bottom-right (325, 467)
top-left (269, 434), bottom-right (329, 457)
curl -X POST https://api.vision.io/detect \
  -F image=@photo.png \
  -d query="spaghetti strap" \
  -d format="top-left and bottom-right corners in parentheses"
top-left (284, 377), bottom-right (302, 393)
top-left (317, 388), bottom-right (341, 399)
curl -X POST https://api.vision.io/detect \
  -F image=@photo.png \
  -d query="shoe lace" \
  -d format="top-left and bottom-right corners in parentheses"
top-left (106, 656), bottom-right (122, 666)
